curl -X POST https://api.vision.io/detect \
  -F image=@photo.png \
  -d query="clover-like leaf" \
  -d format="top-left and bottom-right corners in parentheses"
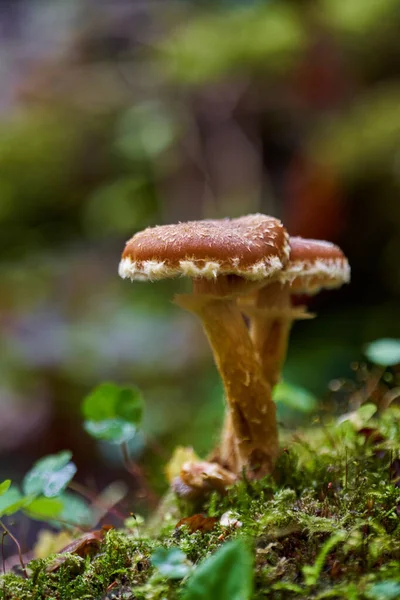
top-left (23, 451), bottom-right (77, 498)
top-left (84, 418), bottom-right (138, 444)
top-left (23, 497), bottom-right (64, 521)
top-left (182, 540), bottom-right (253, 600)
top-left (151, 547), bottom-right (192, 580)
top-left (55, 493), bottom-right (94, 529)
top-left (82, 382), bottom-right (143, 444)
top-left (0, 486), bottom-right (29, 518)
top-left (0, 480), bottom-right (11, 496)
top-left (364, 339), bottom-right (400, 367)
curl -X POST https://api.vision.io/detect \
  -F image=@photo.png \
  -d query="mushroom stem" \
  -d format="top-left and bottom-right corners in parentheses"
top-left (175, 281), bottom-right (279, 478)
top-left (241, 283), bottom-right (313, 387)
top-left (248, 283), bottom-right (292, 388)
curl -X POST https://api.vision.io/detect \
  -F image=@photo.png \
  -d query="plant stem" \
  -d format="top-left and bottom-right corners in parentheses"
top-left (120, 442), bottom-right (158, 508)
top-left (0, 520), bottom-right (27, 578)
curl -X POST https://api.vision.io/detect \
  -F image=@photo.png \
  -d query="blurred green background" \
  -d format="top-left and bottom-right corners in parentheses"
top-left (1, 0), bottom-right (400, 507)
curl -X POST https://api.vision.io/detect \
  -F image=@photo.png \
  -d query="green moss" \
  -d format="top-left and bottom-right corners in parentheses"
top-left (2, 407), bottom-right (400, 599)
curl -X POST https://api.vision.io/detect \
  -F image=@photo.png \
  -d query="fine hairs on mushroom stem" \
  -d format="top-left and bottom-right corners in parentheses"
top-left (242, 282), bottom-right (313, 388)
top-left (175, 276), bottom-right (279, 478)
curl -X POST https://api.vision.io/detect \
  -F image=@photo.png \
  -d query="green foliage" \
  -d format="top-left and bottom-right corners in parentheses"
top-left (182, 540), bottom-right (253, 600)
top-left (0, 452), bottom-right (78, 523)
top-left (162, 3), bottom-right (305, 84)
top-left (0, 485), bottom-right (63, 521)
top-left (0, 480), bottom-right (11, 496)
top-left (23, 450), bottom-right (77, 498)
top-left (312, 86), bottom-right (400, 179)
top-left (116, 101), bottom-right (177, 161)
top-left (364, 338), bottom-right (400, 367)
top-left (322, 0), bottom-right (400, 36)
top-left (82, 382), bottom-right (143, 444)
top-left (151, 547), bottom-right (192, 579)
top-left (55, 492), bottom-right (93, 529)
top-left (23, 497), bottom-right (64, 521)
top-left (2, 408), bottom-right (400, 598)
top-left (274, 380), bottom-right (318, 413)
top-left (302, 531), bottom-right (347, 587)
top-left (0, 486), bottom-right (28, 517)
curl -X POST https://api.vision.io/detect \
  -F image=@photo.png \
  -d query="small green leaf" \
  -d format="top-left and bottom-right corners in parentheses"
top-left (364, 339), bottom-right (400, 367)
top-left (82, 383), bottom-right (143, 444)
top-left (82, 383), bottom-right (122, 421)
top-left (0, 487), bottom-right (29, 517)
top-left (274, 381), bottom-right (317, 413)
top-left (366, 581), bottom-right (400, 600)
top-left (23, 497), bottom-right (64, 521)
top-left (59, 493), bottom-right (93, 527)
top-left (151, 547), bottom-right (192, 580)
top-left (116, 388), bottom-right (143, 423)
top-left (23, 451), bottom-right (77, 498)
top-left (51, 492), bottom-right (93, 529)
top-left (84, 418), bottom-right (138, 444)
top-left (182, 540), bottom-right (253, 600)
top-left (0, 480), bottom-right (11, 496)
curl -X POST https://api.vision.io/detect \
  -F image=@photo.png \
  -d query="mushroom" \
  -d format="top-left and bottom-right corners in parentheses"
top-left (119, 214), bottom-right (290, 478)
top-left (240, 236), bottom-right (351, 389)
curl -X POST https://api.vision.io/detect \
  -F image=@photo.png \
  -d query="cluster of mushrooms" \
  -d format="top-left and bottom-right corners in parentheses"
top-left (119, 214), bottom-right (350, 498)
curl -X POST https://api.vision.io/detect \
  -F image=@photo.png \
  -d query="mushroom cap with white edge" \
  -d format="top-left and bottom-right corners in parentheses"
top-left (281, 236), bottom-right (350, 294)
top-left (119, 214), bottom-right (290, 282)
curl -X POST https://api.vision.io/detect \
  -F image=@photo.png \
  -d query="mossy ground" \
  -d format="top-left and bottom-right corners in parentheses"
top-left (2, 405), bottom-right (400, 600)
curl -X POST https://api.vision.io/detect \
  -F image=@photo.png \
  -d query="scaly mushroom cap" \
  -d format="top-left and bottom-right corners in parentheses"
top-left (281, 237), bottom-right (350, 294)
top-left (119, 214), bottom-right (290, 281)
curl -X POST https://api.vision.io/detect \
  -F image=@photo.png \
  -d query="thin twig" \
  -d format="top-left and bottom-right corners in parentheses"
top-left (0, 520), bottom-right (27, 578)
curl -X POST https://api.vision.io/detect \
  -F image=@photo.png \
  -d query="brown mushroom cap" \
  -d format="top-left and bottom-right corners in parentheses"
top-left (119, 214), bottom-right (289, 281)
top-left (281, 237), bottom-right (350, 294)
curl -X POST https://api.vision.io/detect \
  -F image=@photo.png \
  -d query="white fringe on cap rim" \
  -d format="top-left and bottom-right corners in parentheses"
top-left (118, 255), bottom-right (285, 282)
top-left (281, 258), bottom-right (351, 293)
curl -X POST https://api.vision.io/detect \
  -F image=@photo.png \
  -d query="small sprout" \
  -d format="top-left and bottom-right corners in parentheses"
top-left (151, 547), bottom-right (192, 580)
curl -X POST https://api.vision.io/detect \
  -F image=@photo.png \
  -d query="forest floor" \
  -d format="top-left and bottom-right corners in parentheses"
top-left (2, 403), bottom-right (400, 600)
